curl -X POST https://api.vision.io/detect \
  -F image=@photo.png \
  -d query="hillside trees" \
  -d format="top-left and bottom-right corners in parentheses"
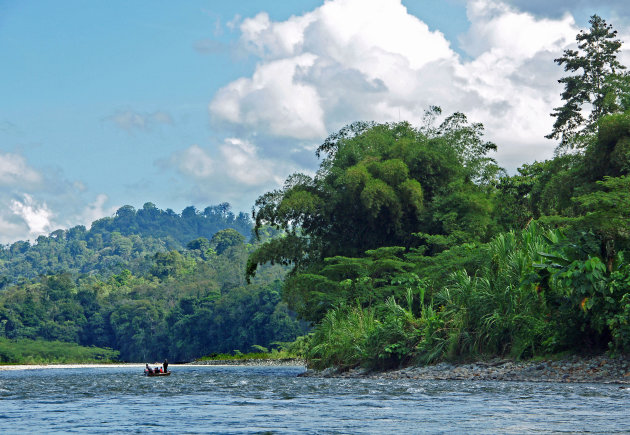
top-left (0, 202), bottom-right (253, 284)
top-left (0, 228), bottom-right (307, 362)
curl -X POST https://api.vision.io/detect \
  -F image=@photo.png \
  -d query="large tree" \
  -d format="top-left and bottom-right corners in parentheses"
top-left (247, 115), bottom-right (501, 319)
top-left (547, 15), bottom-right (626, 150)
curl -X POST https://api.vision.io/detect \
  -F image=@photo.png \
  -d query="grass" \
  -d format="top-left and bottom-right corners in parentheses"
top-left (196, 349), bottom-right (300, 362)
top-left (0, 338), bottom-right (120, 364)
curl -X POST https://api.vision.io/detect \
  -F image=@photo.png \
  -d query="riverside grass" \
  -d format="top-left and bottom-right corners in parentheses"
top-left (196, 348), bottom-right (300, 362)
top-left (0, 338), bottom-right (119, 364)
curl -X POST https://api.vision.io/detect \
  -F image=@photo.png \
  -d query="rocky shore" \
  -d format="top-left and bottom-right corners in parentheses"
top-left (299, 354), bottom-right (630, 384)
top-left (189, 358), bottom-right (305, 367)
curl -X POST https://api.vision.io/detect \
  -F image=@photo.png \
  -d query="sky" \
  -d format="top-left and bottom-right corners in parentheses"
top-left (1, 0), bottom-right (630, 245)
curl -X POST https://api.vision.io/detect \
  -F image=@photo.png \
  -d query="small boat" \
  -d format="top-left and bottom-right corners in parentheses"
top-left (144, 369), bottom-right (171, 377)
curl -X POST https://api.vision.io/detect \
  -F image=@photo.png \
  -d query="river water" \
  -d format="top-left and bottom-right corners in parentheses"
top-left (0, 365), bottom-right (628, 433)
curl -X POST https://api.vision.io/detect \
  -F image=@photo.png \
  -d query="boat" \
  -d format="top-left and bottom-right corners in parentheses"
top-left (144, 369), bottom-right (171, 376)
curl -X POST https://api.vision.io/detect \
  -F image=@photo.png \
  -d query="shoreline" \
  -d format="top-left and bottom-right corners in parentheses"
top-left (2, 355), bottom-right (627, 384)
top-left (0, 359), bottom-right (306, 371)
top-left (299, 354), bottom-right (630, 384)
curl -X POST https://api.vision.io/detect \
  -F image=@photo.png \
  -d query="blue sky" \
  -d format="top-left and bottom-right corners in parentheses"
top-left (1, 0), bottom-right (629, 244)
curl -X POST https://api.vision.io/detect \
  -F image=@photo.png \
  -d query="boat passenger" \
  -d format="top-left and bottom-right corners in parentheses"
top-left (145, 363), bottom-right (153, 374)
top-left (163, 359), bottom-right (168, 373)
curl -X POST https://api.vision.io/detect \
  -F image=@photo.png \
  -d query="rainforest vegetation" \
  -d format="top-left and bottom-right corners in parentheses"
top-left (247, 16), bottom-right (630, 370)
top-left (0, 205), bottom-right (307, 363)
top-left (1, 16), bottom-right (629, 368)
top-left (0, 202), bottom-right (251, 285)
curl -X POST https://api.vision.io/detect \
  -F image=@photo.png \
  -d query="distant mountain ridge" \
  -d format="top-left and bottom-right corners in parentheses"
top-left (0, 202), bottom-right (252, 286)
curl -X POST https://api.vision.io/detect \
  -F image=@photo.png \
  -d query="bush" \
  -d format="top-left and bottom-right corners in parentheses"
top-left (307, 305), bottom-right (376, 370)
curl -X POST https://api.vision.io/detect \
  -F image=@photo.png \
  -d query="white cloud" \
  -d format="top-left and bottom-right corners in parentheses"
top-left (462, 0), bottom-right (575, 58)
top-left (0, 152), bottom-right (42, 186)
top-left (239, 12), bottom-right (315, 59)
top-left (0, 150), bottom-right (117, 243)
top-left (172, 144), bottom-right (214, 179)
top-left (80, 194), bottom-right (117, 229)
top-left (210, 53), bottom-right (327, 140)
top-left (9, 194), bottom-right (53, 237)
top-left (209, 0), bottom-right (628, 172)
top-left (220, 138), bottom-right (287, 185)
top-left (169, 139), bottom-right (291, 186)
top-left (160, 138), bottom-right (299, 210)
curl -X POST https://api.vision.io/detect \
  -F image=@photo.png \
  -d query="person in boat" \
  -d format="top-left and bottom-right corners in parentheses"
top-left (163, 359), bottom-right (168, 373)
top-left (145, 363), bottom-right (153, 374)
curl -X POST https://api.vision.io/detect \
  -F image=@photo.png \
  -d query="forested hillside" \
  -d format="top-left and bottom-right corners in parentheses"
top-left (248, 16), bottom-right (630, 370)
top-left (0, 202), bottom-right (251, 285)
top-left (0, 226), bottom-right (307, 362)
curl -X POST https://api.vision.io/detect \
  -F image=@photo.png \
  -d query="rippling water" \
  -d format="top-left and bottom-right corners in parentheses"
top-left (0, 365), bottom-right (628, 433)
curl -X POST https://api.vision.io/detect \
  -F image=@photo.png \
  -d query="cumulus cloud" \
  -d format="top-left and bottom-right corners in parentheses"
top-left (219, 138), bottom-right (288, 186)
top-left (208, 0), bottom-right (630, 172)
top-left (106, 109), bottom-right (174, 133)
top-left (168, 139), bottom-right (291, 186)
top-left (209, 54), bottom-right (327, 140)
top-left (9, 194), bottom-right (54, 237)
top-left (0, 151), bottom-right (115, 244)
top-left (161, 138), bottom-right (298, 209)
top-left (461, 0), bottom-right (576, 57)
top-left (0, 188), bottom-right (116, 244)
top-left (0, 152), bottom-right (42, 186)
top-left (79, 194), bottom-right (117, 228)
top-left (169, 144), bottom-right (214, 179)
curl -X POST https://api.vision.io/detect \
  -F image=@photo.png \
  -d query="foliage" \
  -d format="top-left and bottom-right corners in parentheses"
top-left (547, 14), bottom-right (627, 150)
top-left (0, 338), bottom-right (119, 364)
top-left (434, 225), bottom-right (557, 360)
top-left (307, 304), bottom-right (376, 370)
top-left (196, 348), bottom-right (300, 361)
top-left (0, 202), bottom-right (252, 284)
top-left (0, 229), bottom-right (308, 363)
top-left (531, 239), bottom-right (630, 353)
top-left (248, 116), bottom-right (499, 280)
top-left (211, 229), bottom-right (246, 255)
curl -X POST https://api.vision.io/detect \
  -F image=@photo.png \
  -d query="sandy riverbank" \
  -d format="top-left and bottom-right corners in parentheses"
top-left (300, 354), bottom-right (630, 384)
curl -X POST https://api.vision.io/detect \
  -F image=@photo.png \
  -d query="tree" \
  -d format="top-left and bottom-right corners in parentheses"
top-left (547, 15), bottom-right (626, 150)
top-left (247, 117), bottom-right (500, 318)
top-left (211, 229), bottom-right (245, 255)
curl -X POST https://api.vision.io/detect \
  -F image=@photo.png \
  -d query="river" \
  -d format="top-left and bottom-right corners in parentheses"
top-left (0, 365), bottom-right (628, 433)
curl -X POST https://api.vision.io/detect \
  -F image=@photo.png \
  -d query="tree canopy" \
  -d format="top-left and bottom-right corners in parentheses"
top-left (0, 202), bottom-right (252, 285)
top-left (547, 14), bottom-right (627, 150)
top-left (247, 112), bottom-right (501, 320)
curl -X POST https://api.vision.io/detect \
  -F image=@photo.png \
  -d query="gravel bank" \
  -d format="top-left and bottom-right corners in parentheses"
top-left (299, 354), bottom-right (630, 384)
